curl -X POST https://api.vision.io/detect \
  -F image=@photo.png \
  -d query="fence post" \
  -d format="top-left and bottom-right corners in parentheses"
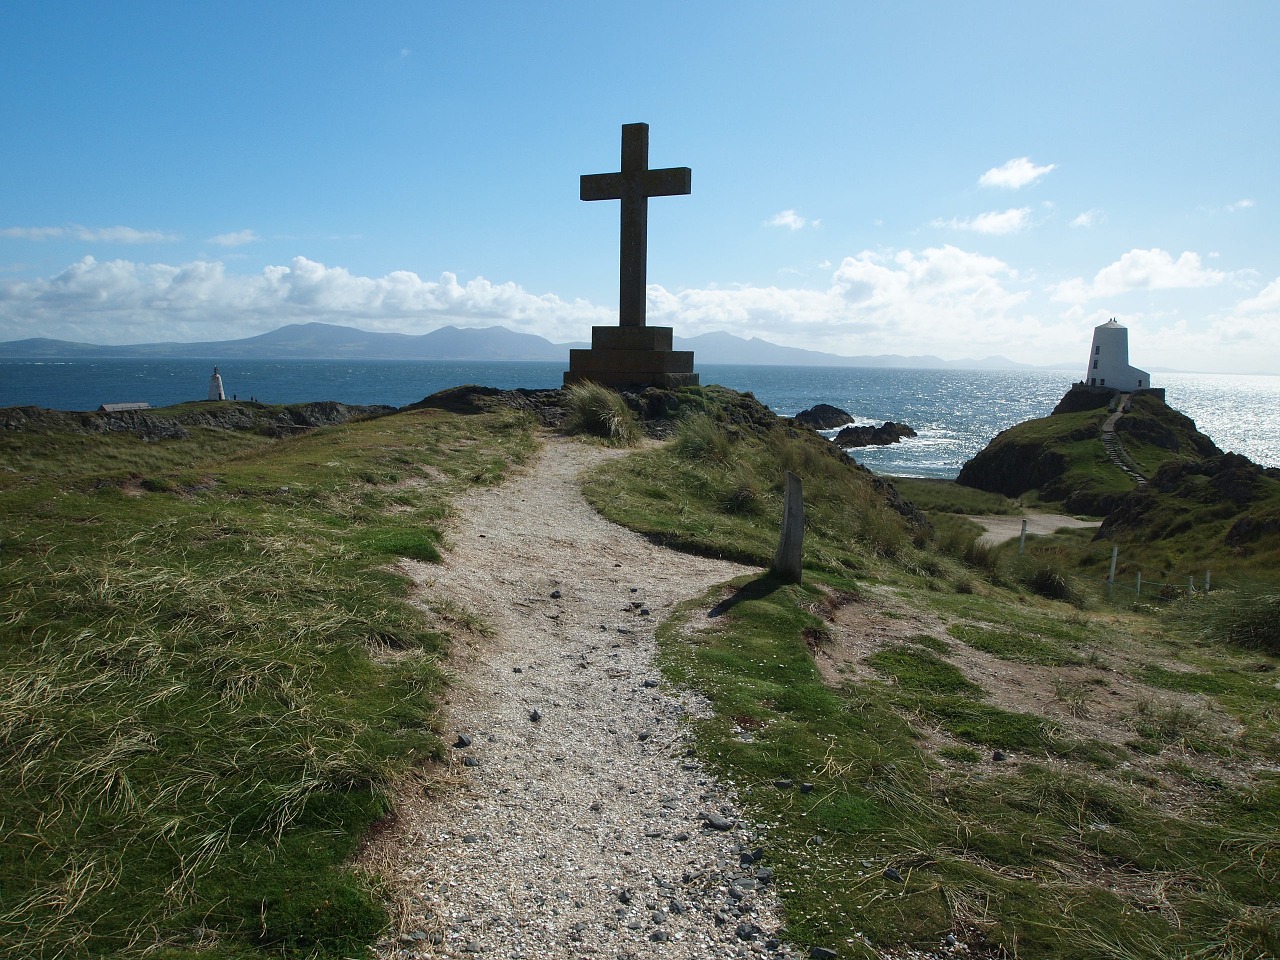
top-left (1188, 576), bottom-right (1196, 597)
top-left (1019, 519), bottom-right (1028, 555)
top-left (1107, 545), bottom-right (1118, 600)
top-left (1204, 570), bottom-right (1211, 593)
top-left (1136, 571), bottom-right (1141, 598)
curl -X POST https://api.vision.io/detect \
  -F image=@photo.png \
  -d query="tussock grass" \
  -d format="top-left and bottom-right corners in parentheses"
top-left (0, 405), bottom-right (534, 958)
top-left (563, 381), bottom-right (642, 445)
top-left (583, 392), bottom-right (920, 574)
top-left (1182, 583), bottom-right (1280, 654)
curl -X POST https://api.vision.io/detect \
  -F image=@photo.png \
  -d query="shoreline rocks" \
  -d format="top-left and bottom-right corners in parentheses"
top-left (835, 421), bottom-right (918, 448)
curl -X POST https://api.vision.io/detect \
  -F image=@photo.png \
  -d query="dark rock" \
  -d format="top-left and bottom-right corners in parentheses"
top-left (834, 421), bottom-right (918, 448)
top-left (883, 867), bottom-right (903, 883)
top-left (512, 666), bottom-right (522, 673)
top-left (618, 888), bottom-right (633, 904)
top-left (701, 812), bottom-right (734, 831)
top-left (992, 749), bottom-right (1007, 762)
top-left (810, 948), bottom-right (839, 960)
top-left (774, 778), bottom-right (794, 790)
top-left (453, 734), bottom-right (472, 749)
top-left (735, 922), bottom-right (760, 941)
top-left (649, 930), bottom-right (669, 942)
top-left (462, 756), bottom-right (480, 768)
top-left (637, 730), bottom-right (651, 742)
top-left (550, 589), bottom-right (562, 599)
top-left (643, 678), bottom-right (660, 688)
top-left (794, 403), bottom-right (854, 430)
top-left (529, 709), bottom-right (542, 722)
top-left (799, 782), bottom-right (814, 794)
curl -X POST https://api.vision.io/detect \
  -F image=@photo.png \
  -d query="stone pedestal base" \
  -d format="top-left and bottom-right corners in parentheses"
top-left (563, 325), bottom-right (699, 389)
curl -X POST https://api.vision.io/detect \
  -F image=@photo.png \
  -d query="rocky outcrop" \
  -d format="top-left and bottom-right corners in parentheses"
top-left (834, 421), bottom-right (917, 448)
top-left (0, 400), bottom-right (393, 440)
top-left (1098, 452), bottom-right (1280, 551)
top-left (793, 404), bottom-right (854, 430)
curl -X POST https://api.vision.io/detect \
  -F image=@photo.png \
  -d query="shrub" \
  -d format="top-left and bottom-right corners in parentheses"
top-left (563, 382), bottom-right (641, 445)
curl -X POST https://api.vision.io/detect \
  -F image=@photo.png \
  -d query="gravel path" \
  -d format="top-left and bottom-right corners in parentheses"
top-left (365, 436), bottom-right (805, 959)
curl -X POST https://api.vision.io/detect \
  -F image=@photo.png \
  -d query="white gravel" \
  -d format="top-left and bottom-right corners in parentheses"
top-left (364, 436), bottom-right (808, 960)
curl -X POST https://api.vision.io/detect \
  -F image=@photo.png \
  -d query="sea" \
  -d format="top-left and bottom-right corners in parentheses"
top-left (2, 358), bottom-right (1277, 478)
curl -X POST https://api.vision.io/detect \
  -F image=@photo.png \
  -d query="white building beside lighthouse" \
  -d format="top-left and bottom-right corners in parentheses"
top-left (1085, 319), bottom-right (1149, 392)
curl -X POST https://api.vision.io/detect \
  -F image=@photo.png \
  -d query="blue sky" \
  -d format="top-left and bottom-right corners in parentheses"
top-left (1, 1), bottom-right (1277, 373)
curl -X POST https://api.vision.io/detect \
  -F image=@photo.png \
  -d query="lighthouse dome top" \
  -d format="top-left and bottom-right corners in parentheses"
top-left (1097, 318), bottom-right (1124, 330)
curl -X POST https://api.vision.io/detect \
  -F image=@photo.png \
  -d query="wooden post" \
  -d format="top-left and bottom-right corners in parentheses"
top-left (773, 471), bottom-right (804, 583)
top-left (1135, 571), bottom-right (1141, 598)
top-left (1188, 576), bottom-right (1196, 596)
top-left (1018, 518), bottom-right (1028, 555)
top-left (1107, 544), bottom-right (1118, 600)
top-left (1204, 570), bottom-right (1211, 593)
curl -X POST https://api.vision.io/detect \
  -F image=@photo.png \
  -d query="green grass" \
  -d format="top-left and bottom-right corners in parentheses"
top-left (582, 389), bottom-right (923, 576)
top-left (889, 476), bottom-right (1022, 515)
top-left (584, 389), bottom-right (1279, 958)
top-left (0, 404), bottom-right (536, 959)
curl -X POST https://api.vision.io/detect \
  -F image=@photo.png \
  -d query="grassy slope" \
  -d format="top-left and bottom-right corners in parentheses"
top-left (585, 408), bottom-right (1280, 960)
top-left (0, 405), bottom-right (535, 959)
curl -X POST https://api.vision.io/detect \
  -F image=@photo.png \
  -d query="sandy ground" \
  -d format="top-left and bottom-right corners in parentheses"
top-left (968, 513), bottom-right (1100, 547)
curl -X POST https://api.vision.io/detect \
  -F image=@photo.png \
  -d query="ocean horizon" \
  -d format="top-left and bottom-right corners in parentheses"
top-left (2, 358), bottom-right (1276, 477)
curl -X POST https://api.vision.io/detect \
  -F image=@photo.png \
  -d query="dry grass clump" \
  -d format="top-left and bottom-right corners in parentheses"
top-left (563, 381), bottom-right (642, 446)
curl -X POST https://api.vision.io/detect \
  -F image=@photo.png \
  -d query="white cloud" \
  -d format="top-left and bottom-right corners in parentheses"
top-left (978, 157), bottom-right (1055, 189)
top-left (766, 209), bottom-right (819, 230)
top-left (0, 224), bottom-right (178, 243)
top-left (0, 256), bottom-right (610, 344)
top-left (1070, 209), bottom-right (1105, 228)
top-left (1052, 249), bottom-right (1226, 303)
top-left (1, 226), bottom-right (66, 240)
top-left (1236, 277), bottom-right (1280, 313)
top-left (933, 208), bottom-right (1031, 234)
top-left (73, 226), bottom-right (179, 243)
top-left (646, 244), bottom-right (1030, 359)
top-left (1227, 198), bottom-right (1255, 212)
top-left (210, 229), bottom-right (261, 247)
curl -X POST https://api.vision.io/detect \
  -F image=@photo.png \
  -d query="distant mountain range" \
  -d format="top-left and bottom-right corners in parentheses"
top-left (0, 321), bottom-right (1069, 371)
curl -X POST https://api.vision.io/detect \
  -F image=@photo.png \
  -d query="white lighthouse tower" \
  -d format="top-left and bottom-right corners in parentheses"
top-left (208, 366), bottom-right (225, 401)
top-left (1085, 319), bottom-right (1149, 392)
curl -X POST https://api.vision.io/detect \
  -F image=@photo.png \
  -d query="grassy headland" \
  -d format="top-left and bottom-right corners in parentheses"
top-left (3, 384), bottom-right (1278, 960)
top-left (583, 388), bottom-right (1280, 959)
top-left (0, 400), bottom-right (534, 959)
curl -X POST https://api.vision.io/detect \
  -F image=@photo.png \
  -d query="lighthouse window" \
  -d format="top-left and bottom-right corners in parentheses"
top-left (1093, 359), bottom-right (1098, 369)
top-left (1095, 346), bottom-right (1101, 355)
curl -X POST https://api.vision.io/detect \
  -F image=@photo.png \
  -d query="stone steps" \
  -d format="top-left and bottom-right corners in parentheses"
top-left (1100, 394), bottom-right (1147, 486)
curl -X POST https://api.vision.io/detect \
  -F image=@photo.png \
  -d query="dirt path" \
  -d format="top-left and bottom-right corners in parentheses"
top-left (364, 436), bottom-right (802, 959)
top-left (968, 512), bottom-right (1100, 547)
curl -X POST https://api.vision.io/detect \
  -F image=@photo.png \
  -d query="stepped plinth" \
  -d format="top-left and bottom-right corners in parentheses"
top-left (564, 325), bottom-right (699, 388)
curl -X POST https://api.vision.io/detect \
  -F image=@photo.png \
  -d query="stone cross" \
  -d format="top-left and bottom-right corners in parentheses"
top-left (581, 123), bottom-right (691, 327)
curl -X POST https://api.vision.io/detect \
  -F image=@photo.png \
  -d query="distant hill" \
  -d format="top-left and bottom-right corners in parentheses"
top-left (0, 321), bottom-right (1050, 370)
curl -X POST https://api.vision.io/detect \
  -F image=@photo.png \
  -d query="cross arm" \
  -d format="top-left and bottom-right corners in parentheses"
top-left (581, 173), bottom-right (622, 202)
top-left (645, 166), bottom-right (692, 197)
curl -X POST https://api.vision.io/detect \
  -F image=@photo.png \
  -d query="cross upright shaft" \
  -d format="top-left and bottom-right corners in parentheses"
top-left (581, 123), bottom-right (691, 327)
